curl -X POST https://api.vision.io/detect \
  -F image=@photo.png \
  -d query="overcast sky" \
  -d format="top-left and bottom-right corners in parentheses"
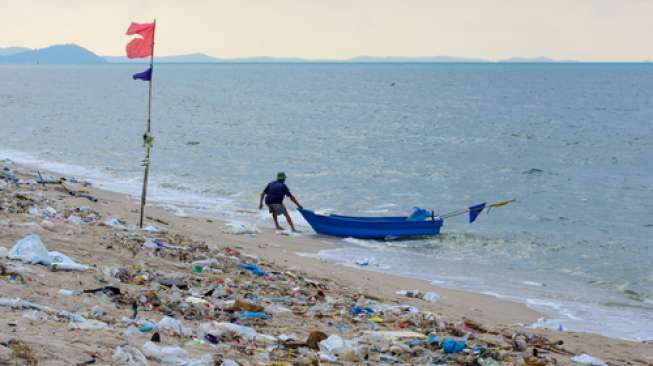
top-left (1, 0), bottom-right (652, 61)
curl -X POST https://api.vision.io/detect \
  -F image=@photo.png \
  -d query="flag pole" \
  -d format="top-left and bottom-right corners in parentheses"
top-left (139, 18), bottom-right (156, 228)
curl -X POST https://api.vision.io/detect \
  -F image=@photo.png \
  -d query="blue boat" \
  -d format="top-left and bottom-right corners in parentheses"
top-left (298, 208), bottom-right (444, 239)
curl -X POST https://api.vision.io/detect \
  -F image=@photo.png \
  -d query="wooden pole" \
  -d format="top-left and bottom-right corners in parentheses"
top-left (139, 19), bottom-right (156, 228)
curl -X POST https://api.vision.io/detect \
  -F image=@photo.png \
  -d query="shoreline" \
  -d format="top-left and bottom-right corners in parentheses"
top-left (5, 152), bottom-right (652, 342)
top-left (1, 159), bottom-right (652, 364)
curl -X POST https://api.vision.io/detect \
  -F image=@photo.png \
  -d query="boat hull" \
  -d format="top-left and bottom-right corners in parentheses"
top-left (298, 208), bottom-right (443, 239)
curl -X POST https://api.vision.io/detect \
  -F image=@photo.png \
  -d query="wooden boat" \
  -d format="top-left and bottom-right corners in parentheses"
top-left (298, 208), bottom-right (443, 239)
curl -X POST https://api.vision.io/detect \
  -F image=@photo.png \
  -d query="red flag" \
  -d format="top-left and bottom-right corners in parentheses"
top-left (126, 22), bottom-right (155, 58)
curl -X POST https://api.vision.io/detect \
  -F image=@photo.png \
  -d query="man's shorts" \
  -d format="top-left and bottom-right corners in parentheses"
top-left (267, 203), bottom-right (287, 215)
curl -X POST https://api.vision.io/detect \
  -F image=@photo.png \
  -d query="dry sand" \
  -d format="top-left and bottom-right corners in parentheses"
top-left (1, 163), bottom-right (652, 365)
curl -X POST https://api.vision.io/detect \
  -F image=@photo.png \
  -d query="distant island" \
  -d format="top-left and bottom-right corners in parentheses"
top-left (1, 43), bottom-right (580, 64)
top-left (0, 44), bottom-right (105, 64)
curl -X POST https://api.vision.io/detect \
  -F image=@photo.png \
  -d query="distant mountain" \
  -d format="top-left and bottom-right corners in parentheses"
top-left (344, 55), bottom-right (487, 63)
top-left (0, 44), bottom-right (106, 64)
top-left (105, 53), bottom-right (309, 63)
top-left (499, 57), bottom-right (557, 63)
top-left (0, 47), bottom-right (30, 56)
top-left (3, 44), bottom-right (583, 64)
top-left (104, 53), bottom-right (487, 63)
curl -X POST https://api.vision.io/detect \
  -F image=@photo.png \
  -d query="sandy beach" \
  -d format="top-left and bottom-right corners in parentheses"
top-left (1, 162), bottom-right (652, 366)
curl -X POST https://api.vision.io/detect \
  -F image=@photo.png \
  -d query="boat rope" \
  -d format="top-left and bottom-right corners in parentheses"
top-left (438, 199), bottom-right (515, 219)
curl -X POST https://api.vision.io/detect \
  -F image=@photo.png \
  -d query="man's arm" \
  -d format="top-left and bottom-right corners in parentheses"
top-left (259, 191), bottom-right (265, 210)
top-left (289, 195), bottom-right (303, 209)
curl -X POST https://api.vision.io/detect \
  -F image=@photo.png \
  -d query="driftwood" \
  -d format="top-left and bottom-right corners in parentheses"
top-left (60, 182), bottom-right (98, 202)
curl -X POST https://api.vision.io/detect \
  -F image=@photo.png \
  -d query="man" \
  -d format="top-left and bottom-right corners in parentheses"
top-left (259, 172), bottom-right (303, 231)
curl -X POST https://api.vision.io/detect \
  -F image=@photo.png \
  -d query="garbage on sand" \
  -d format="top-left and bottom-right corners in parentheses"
top-left (571, 354), bottom-right (608, 366)
top-left (8, 234), bottom-right (90, 271)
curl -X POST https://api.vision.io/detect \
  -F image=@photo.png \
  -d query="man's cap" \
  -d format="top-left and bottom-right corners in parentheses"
top-left (277, 172), bottom-right (287, 180)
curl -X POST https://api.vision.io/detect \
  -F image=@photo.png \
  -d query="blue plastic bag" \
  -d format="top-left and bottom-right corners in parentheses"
top-left (239, 263), bottom-right (268, 276)
top-left (442, 338), bottom-right (466, 354)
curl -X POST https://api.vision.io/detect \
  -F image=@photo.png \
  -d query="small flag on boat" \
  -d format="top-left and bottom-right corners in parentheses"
top-left (126, 22), bottom-right (155, 58)
top-left (132, 67), bottom-right (152, 81)
top-left (468, 202), bottom-right (486, 223)
top-left (488, 199), bottom-right (514, 209)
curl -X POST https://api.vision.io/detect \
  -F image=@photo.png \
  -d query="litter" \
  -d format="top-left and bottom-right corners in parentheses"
top-left (142, 341), bottom-right (213, 366)
top-left (157, 316), bottom-right (193, 337)
top-left (442, 338), bottom-right (466, 354)
top-left (8, 234), bottom-right (90, 271)
top-left (199, 322), bottom-right (258, 342)
top-left (239, 263), bottom-right (267, 276)
top-left (571, 354), bottom-right (608, 366)
top-left (355, 258), bottom-right (370, 266)
top-left (112, 344), bottom-right (149, 366)
top-left (238, 312), bottom-right (270, 320)
top-left (70, 318), bottom-right (108, 331)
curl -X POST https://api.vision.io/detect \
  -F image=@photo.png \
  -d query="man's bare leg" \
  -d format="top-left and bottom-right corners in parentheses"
top-left (283, 211), bottom-right (298, 232)
top-left (271, 212), bottom-right (283, 230)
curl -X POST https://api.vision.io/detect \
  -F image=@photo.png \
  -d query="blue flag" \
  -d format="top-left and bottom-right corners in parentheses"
top-left (469, 202), bottom-right (486, 223)
top-left (132, 67), bottom-right (152, 81)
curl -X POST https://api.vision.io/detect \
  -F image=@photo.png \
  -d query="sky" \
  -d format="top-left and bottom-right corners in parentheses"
top-left (1, 0), bottom-right (652, 61)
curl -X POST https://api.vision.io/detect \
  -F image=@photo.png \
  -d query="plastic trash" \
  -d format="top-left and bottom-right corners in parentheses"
top-left (139, 323), bottom-right (156, 332)
top-left (355, 258), bottom-right (370, 266)
top-left (427, 335), bottom-right (440, 347)
top-left (238, 312), bottom-right (271, 320)
top-left (112, 344), bottom-right (149, 366)
top-left (351, 306), bottom-right (375, 315)
top-left (9, 235), bottom-right (50, 264)
top-left (124, 326), bottom-right (143, 337)
top-left (423, 292), bottom-right (440, 303)
top-left (239, 263), bottom-right (267, 276)
top-left (8, 235), bottom-right (89, 271)
top-left (142, 342), bottom-right (187, 364)
top-left (396, 289), bottom-right (422, 298)
top-left (142, 341), bottom-right (213, 366)
top-left (157, 316), bottom-right (193, 337)
top-left (571, 354), bottom-right (608, 366)
top-left (105, 218), bottom-right (127, 229)
top-left (478, 358), bottom-right (502, 366)
top-left (318, 335), bottom-right (358, 361)
top-left (70, 319), bottom-right (108, 331)
top-left (67, 215), bottom-right (82, 225)
top-left (57, 289), bottom-right (81, 297)
top-left (198, 322), bottom-right (257, 341)
top-left (221, 360), bottom-right (239, 366)
top-left (143, 224), bottom-right (159, 232)
top-left (442, 338), bottom-right (466, 354)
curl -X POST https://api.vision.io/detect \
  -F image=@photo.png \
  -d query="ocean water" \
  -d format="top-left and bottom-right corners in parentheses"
top-left (1, 63), bottom-right (652, 340)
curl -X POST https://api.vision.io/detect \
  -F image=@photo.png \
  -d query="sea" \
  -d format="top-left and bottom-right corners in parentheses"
top-left (1, 63), bottom-right (652, 341)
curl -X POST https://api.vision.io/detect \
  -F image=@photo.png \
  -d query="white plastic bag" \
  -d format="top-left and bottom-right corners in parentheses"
top-left (112, 344), bottom-right (149, 366)
top-left (571, 354), bottom-right (607, 366)
top-left (142, 342), bottom-right (213, 366)
top-left (157, 316), bottom-right (193, 337)
top-left (9, 234), bottom-right (50, 264)
top-left (198, 322), bottom-right (257, 341)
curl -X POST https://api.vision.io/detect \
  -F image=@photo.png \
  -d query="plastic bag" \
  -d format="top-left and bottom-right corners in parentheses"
top-left (157, 316), bottom-right (193, 337)
top-left (198, 322), bottom-right (257, 341)
top-left (113, 344), bottom-right (149, 366)
top-left (142, 342), bottom-right (213, 366)
top-left (571, 354), bottom-right (607, 366)
top-left (9, 234), bottom-right (50, 264)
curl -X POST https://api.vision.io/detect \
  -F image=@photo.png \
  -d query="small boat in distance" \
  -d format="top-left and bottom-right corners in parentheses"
top-left (298, 208), bottom-right (443, 239)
